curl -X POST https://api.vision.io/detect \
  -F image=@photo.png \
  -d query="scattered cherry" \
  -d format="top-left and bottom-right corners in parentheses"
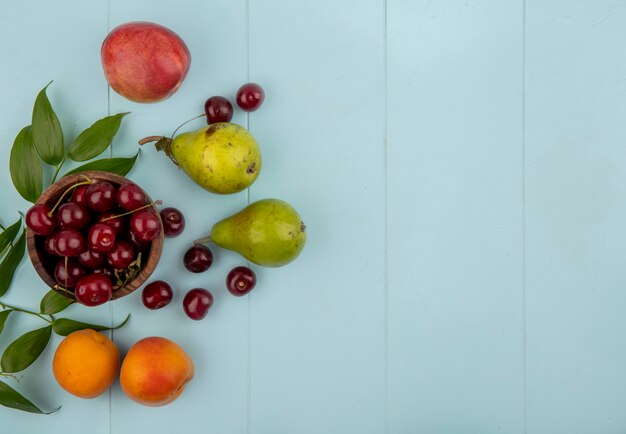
top-left (160, 207), bottom-right (185, 238)
top-left (142, 280), bottom-right (173, 310)
top-left (54, 259), bottom-right (86, 289)
top-left (85, 181), bottom-right (117, 212)
top-left (56, 202), bottom-right (90, 230)
top-left (54, 229), bottom-right (86, 257)
top-left (183, 245), bottom-right (213, 273)
top-left (75, 274), bottom-right (113, 307)
top-left (117, 183), bottom-right (146, 211)
top-left (107, 241), bottom-right (135, 269)
top-left (44, 235), bottom-right (59, 256)
top-left (226, 266), bottom-right (257, 297)
top-left (77, 248), bottom-right (105, 269)
top-left (236, 83), bottom-right (265, 112)
top-left (97, 210), bottom-right (127, 235)
top-left (204, 96), bottom-right (233, 123)
top-left (182, 288), bottom-right (213, 320)
top-left (130, 210), bottom-right (161, 241)
top-left (25, 204), bottom-right (57, 236)
top-left (71, 184), bottom-right (88, 206)
top-left (88, 223), bottom-right (117, 253)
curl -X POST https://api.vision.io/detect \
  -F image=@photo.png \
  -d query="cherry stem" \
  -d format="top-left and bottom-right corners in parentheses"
top-left (101, 200), bottom-right (163, 222)
top-left (48, 179), bottom-right (93, 216)
top-left (170, 113), bottom-right (205, 139)
top-left (193, 236), bottom-right (212, 245)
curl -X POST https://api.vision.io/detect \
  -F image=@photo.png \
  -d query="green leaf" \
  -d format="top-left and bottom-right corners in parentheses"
top-left (0, 218), bottom-right (21, 259)
top-left (31, 82), bottom-right (64, 165)
top-left (0, 380), bottom-right (59, 414)
top-left (0, 230), bottom-right (26, 297)
top-left (9, 126), bottom-right (43, 203)
top-left (39, 289), bottom-right (74, 315)
top-left (0, 310), bottom-right (13, 336)
top-left (51, 313), bottom-right (130, 336)
top-left (63, 152), bottom-right (139, 177)
top-left (0, 326), bottom-right (52, 373)
top-left (68, 112), bottom-right (130, 162)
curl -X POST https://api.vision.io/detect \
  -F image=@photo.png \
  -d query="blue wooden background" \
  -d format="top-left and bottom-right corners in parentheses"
top-left (1, 0), bottom-right (626, 433)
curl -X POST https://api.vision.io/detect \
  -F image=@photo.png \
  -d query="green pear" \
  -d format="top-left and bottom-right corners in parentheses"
top-left (151, 122), bottom-right (261, 194)
top-left (201, 199), bottom-right (306, 267)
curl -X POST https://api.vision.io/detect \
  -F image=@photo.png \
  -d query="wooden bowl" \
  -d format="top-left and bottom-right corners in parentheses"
top-left (26, 171), bottom-right (163, 301)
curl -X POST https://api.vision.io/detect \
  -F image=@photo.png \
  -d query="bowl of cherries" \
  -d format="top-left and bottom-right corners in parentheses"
top-left (25, 171), bottom-right (163, 307)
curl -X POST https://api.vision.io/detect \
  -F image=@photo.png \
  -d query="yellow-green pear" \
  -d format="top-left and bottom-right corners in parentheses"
top-left (198, 199), bottom-right (306, 267)
top-left (151, 122), bottom-right (261, 194)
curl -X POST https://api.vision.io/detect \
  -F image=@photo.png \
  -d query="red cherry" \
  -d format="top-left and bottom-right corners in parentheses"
top-left (116, 183), bottom-right (146, 211)
top-left (204, 96), bottom-right (233, 123)
top-left (44, 235), bottom-right (59, 256)
top-left (160, 207), bottom-right (185, 238)
top-left (54, 259), bottom-right (86, 289)
top-left (127, 229), bottom-right (150, 251)
top-left (92, 267), bottom-right (113, 277)
top-left (97, 210), bottom-right (127, 235)
top-left (236, 83), bottom-right (265, 112)
top-left (54, 229), bottom-right (86, 257)
top-left (25, 204), bottom-right (57, 236)
top-left (107, 241), bottom-right (135, 269)
top-left (182, 288), bottom-right (213, 320)
top-left (56, 202), bottom-right (90, 230)
top-left (226, 266), bottom-right (257, 296)
top-left (85, 181), bottom-right (117, 212)
top-left (88, 223), bottom-right (117, 253)
top-left (75, 274), bottom-right (113, 306)
top-left (71, 185), bottom-right (88, 206)
top-left (183, 245), bottom-right (213, 273)
top-left (130, 210), bottom-right (161, 241)
top-left (142, 280), bottom-right (173, 310)
top-left (77, 248), bottom-right (105, 269)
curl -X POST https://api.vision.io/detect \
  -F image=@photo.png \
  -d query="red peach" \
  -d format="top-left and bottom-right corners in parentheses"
top-left (101, 21), bottom-right (191, 103)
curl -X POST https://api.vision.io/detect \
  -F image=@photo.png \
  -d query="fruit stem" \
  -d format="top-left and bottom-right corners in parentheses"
top-left (48, 179), bottom-right (93, 216)
top-left (170, 113), bottom-right (205, 139)
top-left (0, 302), bottom-right (52, 323)
top-left (138, 136), bottom-right (164, 146)
top-left (193, 236), bottom-right (212, 245)
top-left (100, 200), bottom-right (163, 222)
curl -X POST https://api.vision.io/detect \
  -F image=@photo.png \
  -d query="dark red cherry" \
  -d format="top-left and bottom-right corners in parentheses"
top-left (54, 229), bottom-right (86, 257)
top-left (182, 288), bottom-right (213, 320)
top-left (77, 248), bottom-right (105, 269)
top-left (56, 202), bottom-right (90, 230)
top-left (71, 185), bottom-right (88, 206)
top-left (183, 245), bottom-right (213, 273)
top-left (97, 210), bottom-right (127, 235)
top-left (44, 235), bottom-right (59, 256)
top-left (204, 96), bottom-right (233, 123)
top-left (160, 207), bottom-right (185, 238)
top-left (142, 280), bottom-right (173, 310)
top-left (25, 204), bottom-right (56, 236)
top-left (75, 274), bottom-right (113, 307)
top-left (127, 229), bottom-right (150, 251)
top-left (116, 183), bottom-right (146, 211)
top-left (226, 266), bottom-right (257, 296)
top-left (54, 259), bottom-right (86, 289)
top-left (88, 223), bottom-right (117, 253)
top-left (107, 241), bottom-right (135, 270)
top-left (130, 210), bottom-right (161, 241)
top-left (236, 83), bottom-right (265, 112)
top-left (92, 267), bottom-right (112, 277)
top-left (85, 181), bottom-right (116, 212)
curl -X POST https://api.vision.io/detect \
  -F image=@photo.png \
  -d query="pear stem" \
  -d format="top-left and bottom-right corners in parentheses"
top-left (138, 136), bottom-right (163, 146)
top-left (193, 236), bottom-right (212, 245)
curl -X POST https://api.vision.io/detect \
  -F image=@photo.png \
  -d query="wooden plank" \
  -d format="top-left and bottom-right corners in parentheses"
top-left (107, 1), bottom-right (250, 433)
top-left (247, 0), bottom-right (386, 432)
top-left (387, 0), bottom-right (525, 432)
top-left (525, 1), bottom-right (626, 432)
top-left (0, 0), bottom-right (110, 431)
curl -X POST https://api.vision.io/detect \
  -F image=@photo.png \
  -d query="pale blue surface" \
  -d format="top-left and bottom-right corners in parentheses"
top-left (1, 0), bottom-right (626, 433)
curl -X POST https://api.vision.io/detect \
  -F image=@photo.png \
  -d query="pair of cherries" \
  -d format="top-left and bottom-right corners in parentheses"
top-left (26, 179), bottom-right (162, 306)
top-left (203, 83), bottom-right (265, 124)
